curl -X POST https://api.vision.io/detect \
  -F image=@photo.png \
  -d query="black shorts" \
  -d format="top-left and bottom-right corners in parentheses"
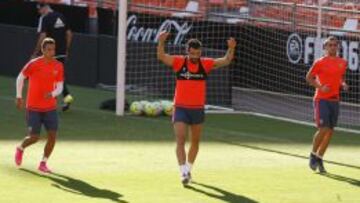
top-left (313, 99), bottom-right (339, 129)
top-left (26, 110), bottom-right (59, 135)
top-left (172, 107), bottom-right (205, 125)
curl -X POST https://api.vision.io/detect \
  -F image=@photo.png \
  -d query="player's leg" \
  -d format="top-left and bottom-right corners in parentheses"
top-left (188, 124), bottom-right (202, 165)
top-left (15, 111), bottom-right (41, 166)
top-left (172, 107), bottom-right (191, 184)
top-left (309, 128), bottom-right (328, 171)
top-left (311, 128), bottom-right (329, 156)
top-left (316, 128), bottom-right (333, 173)
top-left (317, 129), bottom-right (333, 158)
top-left (187, 124), bottom-right (202, 182)
top-left (174, 122), bottom-right (189, 184)
top-left (309, 100), bottom-right (330, 171)
top-left (174, 122), bottom-right (187, 166)
top-left (187, 108), bottom-right (205, 179)
top-left (39, 110), bottom-right (58, 173)
top-left (317, 101), bottom-right (339, 173)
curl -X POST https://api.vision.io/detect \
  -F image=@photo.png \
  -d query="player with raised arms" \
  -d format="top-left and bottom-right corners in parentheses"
top-left (157, 31), bottom-right (236, 185)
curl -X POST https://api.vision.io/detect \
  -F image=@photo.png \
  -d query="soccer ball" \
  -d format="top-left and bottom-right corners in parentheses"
top-left (144, 102), bottom-right (156, 116)
top-left (139, 100), bottom-right (149, 107)
top-left (144, 102), bottom-right (163, 117)
top-left (130, 101), bottom-right (143, 115)
top-left (161, 100), bottom-right (173, 116)
top-left (152, 102), bottom-right (163, 116)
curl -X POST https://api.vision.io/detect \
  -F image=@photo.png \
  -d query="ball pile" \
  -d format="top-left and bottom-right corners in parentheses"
top-left (129, 100), bottom-right (173, 117)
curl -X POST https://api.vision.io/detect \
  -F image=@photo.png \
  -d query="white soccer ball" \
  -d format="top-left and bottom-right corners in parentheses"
top-left (130, 101), bottom-right (143, 115)
top-left (152, 102), bottom-right (163, 116)
top-left (139, 100), bottom-right (149, 107)
top-left (144, 102), bottom-right (163, 117)
top-left (144, 102), bottom-right (156, 116)
top-left (161, 101), bottom-right (173, 116)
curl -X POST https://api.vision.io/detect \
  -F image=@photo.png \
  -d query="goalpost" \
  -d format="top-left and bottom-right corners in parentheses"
top-left (116, 0), bottom-right (360, 132)
top-left (116, 0), bottom-right (127, 116)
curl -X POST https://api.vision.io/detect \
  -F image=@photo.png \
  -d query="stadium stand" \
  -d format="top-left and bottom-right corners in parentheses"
top-left (29, 0), bottom-right (360, 32)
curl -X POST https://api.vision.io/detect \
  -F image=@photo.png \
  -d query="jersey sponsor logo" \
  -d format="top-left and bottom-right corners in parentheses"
top-left (179, 71), bottom-right (205, 80)
top-left (54, 18), bottom-right (65, 28)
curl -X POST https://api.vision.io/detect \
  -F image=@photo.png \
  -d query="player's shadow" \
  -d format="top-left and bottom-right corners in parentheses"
top-left (220, 140), bottom-right (360, 171)
top-left (184, 181), bottom-right (258, 203)
top-left (320, 172), bottom-right (360, 187)
top-left (20, 169), bottom-right (128, 203)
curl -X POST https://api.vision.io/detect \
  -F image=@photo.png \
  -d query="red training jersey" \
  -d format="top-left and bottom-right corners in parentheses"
top-left (21, 57), bottom-right (64, 111)
top-left (172, 55), bottom-right (215, 108)
top-left (309, 56), bottom-right (347, 101)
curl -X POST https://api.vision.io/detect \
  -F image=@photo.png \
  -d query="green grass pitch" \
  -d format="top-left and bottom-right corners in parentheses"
top-left (0, 76), bottom-right (359, 203)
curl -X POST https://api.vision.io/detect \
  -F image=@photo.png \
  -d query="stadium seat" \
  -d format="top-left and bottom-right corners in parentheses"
top-left (171, 1), bottom-right (200, 18)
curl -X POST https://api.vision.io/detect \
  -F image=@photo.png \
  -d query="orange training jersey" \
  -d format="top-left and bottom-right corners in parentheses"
top-left (22, 57), bottom-right (64, 111)
top-left (309, 56), bottom-right (347, 101)
top-left (172, 55), bottom-right (215, 108)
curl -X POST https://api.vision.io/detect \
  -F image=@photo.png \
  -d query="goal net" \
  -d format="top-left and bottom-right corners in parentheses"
top-left (124, 0), bottom-right (235, 112)
top-left (232, 0), bottom-right (360, 131)
top-left (120, 0), bottom-right (360, 131)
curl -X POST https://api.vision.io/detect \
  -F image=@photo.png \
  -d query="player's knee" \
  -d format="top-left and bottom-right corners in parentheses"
top-left (319, 127), bottom-right (331, 134)
top-left (190, 138), bottom-right (200, 147)
top-left (176, 137), bottom-right (186, 147)
top-left (47, 132), bottom-right (57, 140)
top-left (326, 129), bottom-right (334, 137)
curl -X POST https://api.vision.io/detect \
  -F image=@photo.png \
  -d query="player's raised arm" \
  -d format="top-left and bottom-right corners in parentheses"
top-left (157, 31), bottom-right (174, 67)
top-left (213, 37), bottom-right (236, 69)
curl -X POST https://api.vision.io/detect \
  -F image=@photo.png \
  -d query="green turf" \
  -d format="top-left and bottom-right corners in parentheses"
top-left (0, 75), bottom-right (359, 203)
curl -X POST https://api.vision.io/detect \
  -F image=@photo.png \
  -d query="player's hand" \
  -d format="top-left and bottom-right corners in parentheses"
top-left (227, 37), bottom-right (237, 49)
top-left (15, 98), bottom-right (24, 110)
top-left (158, 31), bottom-right (170, 44)
top-left (342, 83), bottom-right (349, 92)
top-left (320, 84), bottom-right (330, 93)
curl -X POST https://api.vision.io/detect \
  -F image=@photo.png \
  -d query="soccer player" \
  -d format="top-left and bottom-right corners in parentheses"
top-left (306, 36), bottom-right (348, 173)
top-left (157, 31), bottom-right (236, 185)
top-left (15, 38), bottom-right (64, 173)
top-left (31, 3), bottom-right (74, 111)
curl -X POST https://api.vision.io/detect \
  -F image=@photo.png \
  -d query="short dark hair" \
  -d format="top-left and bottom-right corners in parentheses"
top-left (186, 39), bottom-right (202, 50)
top-left (41, 37), bottom-right (56, 50)
top-left (323, 36), bottom-right (338, 47)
